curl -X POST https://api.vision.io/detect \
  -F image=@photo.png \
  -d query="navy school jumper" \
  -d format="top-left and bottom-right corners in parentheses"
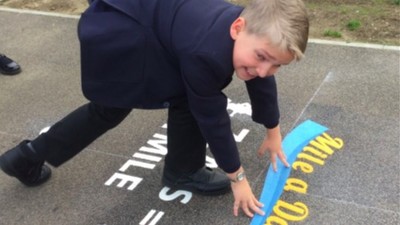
top-left (78, 0), bottom-right (280, 173)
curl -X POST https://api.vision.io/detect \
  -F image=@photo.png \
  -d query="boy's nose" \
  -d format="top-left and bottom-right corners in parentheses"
top-left (257, 63), bottom-right (272, 78)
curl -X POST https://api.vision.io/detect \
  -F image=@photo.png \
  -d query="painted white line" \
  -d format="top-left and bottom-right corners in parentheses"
top-left (140, 210), bottom-right (156, 225)
top-left (309, 38), bottom-right (400, 51)
top-left (133, 152), bottom-right (162, 162)
top-left (307, 193), bottom-right (399, 215)
top-left (140, 210), bottom-right (164, 225)
top-left (149, 211), bottom-right (164, 225)
top-left (119, 159), bottom-right (156, 170)
top-left (289, 71), bottom-right (333, 131)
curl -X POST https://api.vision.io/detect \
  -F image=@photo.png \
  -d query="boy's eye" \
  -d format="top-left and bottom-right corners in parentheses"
top-left (256, 53), bottom-right (265, 61)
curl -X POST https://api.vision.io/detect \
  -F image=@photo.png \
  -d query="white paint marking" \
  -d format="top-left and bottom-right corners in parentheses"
top-left (133, 152), bottom-right (162, 162)
top-left (39, 126), bottom-right (51, 134)
top-left (139, 210), bottom-right (156, 225)
top-left (119, 159), bottom-right (155, 171)
top-left (104, 173), bottom-right (142, 191)
top-left (159, 187), bottom-right (192, 204)
top-left (289, 71), bottom-right (333, 131)
top-left (307, 193), bottom-right (399, 215)
top-left (233, 129), bottom-right (250, 142)
top-left (149, 211), bottom-right (164, 225)
top-left (308, 38), bottom-right (400, 51)
top-left (205, 155), bottom-right (218, 168)
top-left (140, 210), bottom-right (164, 225)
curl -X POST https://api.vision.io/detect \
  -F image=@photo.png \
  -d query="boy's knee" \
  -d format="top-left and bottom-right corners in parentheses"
top-left (89, 103), bottom-right (131, 124)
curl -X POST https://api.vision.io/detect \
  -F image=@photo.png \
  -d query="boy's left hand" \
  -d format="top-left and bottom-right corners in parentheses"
top-left (231, 177), bottom-right (265, 218)
top-left (257, 125), bottom-right (290, 171)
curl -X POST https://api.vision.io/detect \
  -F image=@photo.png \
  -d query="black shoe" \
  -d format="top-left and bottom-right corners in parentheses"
top-left (0, 141), bottom-right (51, 187)
top-left (0, 54), bottom-right (22, 75)
top-left (162, 166), bottom-right (231, 196)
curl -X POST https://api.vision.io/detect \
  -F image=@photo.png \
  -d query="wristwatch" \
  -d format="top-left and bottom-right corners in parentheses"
top-left (230, 171), bottom-right (245, 183)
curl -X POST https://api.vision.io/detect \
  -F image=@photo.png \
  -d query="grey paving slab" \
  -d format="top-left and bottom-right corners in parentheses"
top-left (0, 8), bottom-right (399, 225)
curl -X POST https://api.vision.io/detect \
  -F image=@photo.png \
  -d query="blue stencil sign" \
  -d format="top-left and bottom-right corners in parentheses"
top-left (250, 120), bottom-right (328, 225)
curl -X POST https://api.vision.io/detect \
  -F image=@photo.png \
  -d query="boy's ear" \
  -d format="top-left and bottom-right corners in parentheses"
top-left (230, 17), bottom-right (246, 40)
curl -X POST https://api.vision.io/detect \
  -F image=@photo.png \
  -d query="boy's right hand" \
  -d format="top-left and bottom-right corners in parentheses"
top-left (257, 125), bottom-right (290, 172)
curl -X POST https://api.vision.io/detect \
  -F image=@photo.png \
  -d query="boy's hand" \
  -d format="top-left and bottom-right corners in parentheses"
top-left (257, 125), bottom-right (290, 171)
top-left (230, 175), bottom-right (265, 217)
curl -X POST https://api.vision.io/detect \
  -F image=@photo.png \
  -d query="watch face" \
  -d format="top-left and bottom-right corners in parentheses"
top-left (237, 172), bottom-right (245, 181)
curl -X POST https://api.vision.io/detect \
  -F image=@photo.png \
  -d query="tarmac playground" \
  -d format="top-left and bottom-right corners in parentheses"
top-left (0, 7), bottom-right (399, 225)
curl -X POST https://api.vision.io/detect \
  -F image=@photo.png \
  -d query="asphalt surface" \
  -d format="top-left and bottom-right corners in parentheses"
top-left (0, 7), bottom-right (399, 225)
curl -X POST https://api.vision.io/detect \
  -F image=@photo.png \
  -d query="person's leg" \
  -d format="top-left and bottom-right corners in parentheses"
top-left (0, 102), bottom-right (131, 186)
top-left (162, 99), bottom-right (230, 195)
top-left (30, 102), bottom-right (132, 166)
top-left (0, 53), bottom-right (21, 75)
top-left (164, 99), bottom-right (206, 174)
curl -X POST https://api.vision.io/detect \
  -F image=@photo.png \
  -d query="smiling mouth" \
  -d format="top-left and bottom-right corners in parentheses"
top-left (245, 68), bottom-right (257, 78)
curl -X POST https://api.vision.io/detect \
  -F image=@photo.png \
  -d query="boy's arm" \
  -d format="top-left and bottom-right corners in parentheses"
top-left (180, 54), bottom-right (269, 217)
top-left (245, 76), bottom-right (280, 128)
top-left (179, 54), bottom-right (241, 173)
top-left (245, 76), bottom-right (289, 170)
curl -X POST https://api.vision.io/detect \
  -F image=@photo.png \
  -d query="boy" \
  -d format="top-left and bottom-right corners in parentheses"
top-left (0, 0), bottom-right (308, 218)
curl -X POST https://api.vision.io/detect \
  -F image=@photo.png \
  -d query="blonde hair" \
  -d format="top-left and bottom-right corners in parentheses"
top-left (240, 0), bottom-right (309, 60)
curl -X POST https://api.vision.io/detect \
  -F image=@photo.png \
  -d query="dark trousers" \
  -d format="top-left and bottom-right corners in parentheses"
top-left (28, 101), bottom-right (206, 173)
top-left (165, 100), bottom-right (206, 173)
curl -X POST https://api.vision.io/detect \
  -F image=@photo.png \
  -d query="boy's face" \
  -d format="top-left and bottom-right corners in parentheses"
top-left (230, 18), bottom-right (294, 81)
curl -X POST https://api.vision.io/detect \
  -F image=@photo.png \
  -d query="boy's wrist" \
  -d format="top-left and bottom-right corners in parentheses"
top-left (267, 124), bottom-right (281, 137)
top-left (228, 167), bottom-right (246, 183)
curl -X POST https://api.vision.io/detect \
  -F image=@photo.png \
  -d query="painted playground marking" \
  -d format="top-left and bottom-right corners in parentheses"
top-left (251, 120), bottom-right (345, 225)
top-left (38, 99), bottom-right (345, 224)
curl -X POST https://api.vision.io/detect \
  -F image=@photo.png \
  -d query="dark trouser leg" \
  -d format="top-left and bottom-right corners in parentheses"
top-left (165, 100), bottom-right (206, 174)
top-left (28, 102), bottom-right (131, 167)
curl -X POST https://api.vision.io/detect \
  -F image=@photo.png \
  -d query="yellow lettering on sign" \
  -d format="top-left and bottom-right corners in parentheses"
top-left (262, 133), bottom-right (345, 225)
top-left (309, 133), bottom-right (344, 155)
top-left (303, 146), bottom-right (328, 159)
top-left (297, 153), bottom-right (325, 166)
top-left (265, 216), bottom-right (288, 225)
top-left (273, 200), bottom-right (309, 221)
top-left (284, 178), bottom-right (308, 194)
top-left (292, 161), bottom-right (314, 173)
